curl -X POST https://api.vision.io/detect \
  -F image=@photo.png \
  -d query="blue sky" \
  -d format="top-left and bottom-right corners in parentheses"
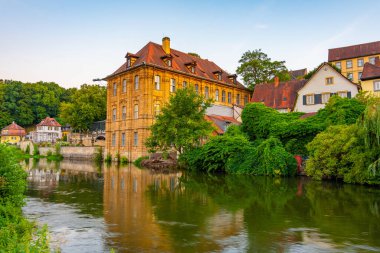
top-left (1, 0), bottom-right (379, 88)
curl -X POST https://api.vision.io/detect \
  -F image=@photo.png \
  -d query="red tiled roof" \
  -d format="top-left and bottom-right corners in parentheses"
top-left (37, 117), bottom-right (61, 127)
top-left (361, 58), bottom-right (380, 81)
top-left (251, 79), bottom-right (307, 110)
top-left (1, 122), bottom-right (26, 136)
top-left (205, 114), bottom-right (240, 135)
top-left (108, 41), bottom-right (248, 90)
top-left (328, 41), bottom-right (380, 62)
top-left (289, 68), bottom-right (307, 80)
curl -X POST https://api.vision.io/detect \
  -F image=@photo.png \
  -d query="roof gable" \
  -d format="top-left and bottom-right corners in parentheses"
top-left (37, 117), bottom-right (61, 127)
top-left (361, 58), bottom-right (380, 81)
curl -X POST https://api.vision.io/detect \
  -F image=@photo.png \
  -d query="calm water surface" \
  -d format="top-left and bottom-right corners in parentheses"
top-left (22, 159), bottom-right (380, 253)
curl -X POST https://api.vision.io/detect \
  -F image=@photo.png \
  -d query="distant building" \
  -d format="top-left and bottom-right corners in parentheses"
top-left (328, 41), bottom-right (380, 83)
top-left (0, 122), bottom-right (26, 144)
top-left (289, 68), bottom-right (307, 80)
top-left (294, 63), bottom-right (359, 113)
top-left (32, 117), bottom-right (62, 143)
top-left (360, 57), bottom-right (380, 96)
top-left (205, 115), bottom-right (241, 135)
top-left (251, 77), bottom-right (307, 113)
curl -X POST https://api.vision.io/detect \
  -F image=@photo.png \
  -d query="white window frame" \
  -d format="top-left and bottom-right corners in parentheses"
top-left (338, 91), bottom-right (347, 98)
top-left (170, 78), bottom-right (176, 93)
top-left (306, 94), bottom-right (314, 105)
top-left (112, 108), bottom-right (117, 121)
top-left (113, 83), bottom-right (117, 96)
top-left (325, 77), bottom-right (334, 85)
top-left (346, 60), bottom-right (352, 69)
top-left (374, 81), bottom-right (380, 91)
top-left (122, 79), bottom-right (127, 93)
top-left (322, 93), bottom-right (330, 104)
top-left (369, 57), bottom-right (376, 64)
top-left (347, 72), bottom-right (353, 80)
top-left (357, 58), bottom-right (364, 67)
top-left (335, 62), bottom-right (341, 69)
top-left (134, 75), bottom-right (139, 90)
top-left (215, 89), bottom-right (219, 102)
top-left (154, 75), bottom-right (160, 90)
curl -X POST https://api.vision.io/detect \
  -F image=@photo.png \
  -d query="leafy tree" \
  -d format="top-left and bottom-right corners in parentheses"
top-left (236, 49), bottom-right (290, 90)
top-left (59, 84), bottom-right (106, 131)
top-left (146, 87), bottom-right (214, 154)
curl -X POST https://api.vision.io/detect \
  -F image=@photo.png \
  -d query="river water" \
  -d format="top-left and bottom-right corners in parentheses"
top-left (21, 159), bottom-right (380, 253)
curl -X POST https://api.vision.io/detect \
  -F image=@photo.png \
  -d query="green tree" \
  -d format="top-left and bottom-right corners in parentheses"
top-left (59, 84), bottom-right (106, 131)
top-left (236, 49), bottom-right (290, 90)
top-left (146, 87), bottom-right (214, 154)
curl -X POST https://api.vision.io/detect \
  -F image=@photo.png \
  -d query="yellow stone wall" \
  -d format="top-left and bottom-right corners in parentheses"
top-left (361, 78), bottom-right (380, 96)
top-left (330, 54), bottom-right (380, 83)
top-left (106, 65), bottom-right (251, 161)
top-left (0, 135), bottom-right (22, 144)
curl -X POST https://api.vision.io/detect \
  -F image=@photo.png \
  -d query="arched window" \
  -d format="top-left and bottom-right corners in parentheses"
top-left (215, 89), bottom-right (219, 102)
top-left (134, 75), bottom-right (139, 90)
top-left (154, 75), bottom-right (161, 90)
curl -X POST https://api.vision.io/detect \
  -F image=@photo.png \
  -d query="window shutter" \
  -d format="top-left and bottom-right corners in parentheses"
top-left (347, 91), bottom-right (351, 98)
top-left (315, 94), bottom-right (322, 104)
top-left (303, 95), bottom-right (306, 105)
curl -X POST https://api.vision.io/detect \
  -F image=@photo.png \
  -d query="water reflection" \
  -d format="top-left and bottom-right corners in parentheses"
top-left (22, 160), bottom-right (380, 253)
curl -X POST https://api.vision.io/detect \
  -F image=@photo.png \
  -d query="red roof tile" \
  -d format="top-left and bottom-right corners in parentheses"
top-left (1, 122), bottom-right (26, 136)
top-left (37, 117), bottom-right (61, 127)
top-left (205, 114), bottom-right (240, 135)
top-left (361, 58), bottom-right (380, 81)
top-left (108, 41), bottom-right (248, 90)
top-left (328, 41), bottom-right (380, 62)
top-left (251, 79), bottom-right (307, 110)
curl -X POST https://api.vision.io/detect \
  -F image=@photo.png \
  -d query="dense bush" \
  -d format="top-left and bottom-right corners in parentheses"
top-left (134, 156), bottom-right (149, 168)
top-left (0, 144), bottom-right (50, 251)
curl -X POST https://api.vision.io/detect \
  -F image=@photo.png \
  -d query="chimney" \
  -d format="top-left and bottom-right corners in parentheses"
top-left (162, 37), bottom-right (170, 55)
top-left (274, 76), bottom-right (279, 87)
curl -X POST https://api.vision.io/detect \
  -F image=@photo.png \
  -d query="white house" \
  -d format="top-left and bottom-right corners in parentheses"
top-left (32, 117), bottom-right (62, 143)
top-left (294, 63), bottom-right (359, 113)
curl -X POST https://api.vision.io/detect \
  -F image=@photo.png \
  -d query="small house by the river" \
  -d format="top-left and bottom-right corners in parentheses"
top-left (0, 122), bottom-right (26, 144)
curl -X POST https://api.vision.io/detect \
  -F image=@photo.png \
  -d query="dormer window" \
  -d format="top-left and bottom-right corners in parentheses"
top-left (185, 61), bottom-right (197, 74)
top-left (191, 66), bottom-right (195, 73)
top-left (127, 58), bottom-right (131, 68)
top-left (125, 53), bottom-right (139, 68)
top-left (161, 55), bottom-right (173, 67)
top-left (213, 70), bottom-right (223, 81)
top-left (167, 59), bottom-right (172, 67)
top-left (228, 74), bottom-right (237, 84)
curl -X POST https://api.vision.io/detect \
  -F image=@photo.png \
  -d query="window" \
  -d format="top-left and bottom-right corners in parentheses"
top-left (338, 91), bottom-right (347, 98)
top-left (191, 66), bottom-right (195, 73)
top-left (222, 90), bottom-right (226, 102)
top-left (154, 102), bottom-right (160, 116)
top-left (154, 75), bottom-right (161, 90)
top-left (122, 106), bottom-right (126, 120)
top-left (236, 94), bottom-right (240, 105)
top-left (325, 77), bottom-right (334, 85)
top-left (369, 57), bottom-right (376, 64)
top-left (133, 132), bottom-right (138, 146)
top-left (215, 89), bottom-right (219, 102)
top-left (346, 60), bottom-right (352, 69)
top-left (374, 81), bottom-right (380, 91)
top-left (358, 72), bottom-right (363, 80)
top-left (357, 58), bottom-right (364, 67)
top-left (322, 93), bottom-right (330, 104)
top-left (183, 81), bottom-right (187, 88)
top-left (134, 75), bottom-right (139, 90)
top-left (347, 72), bottom-right (353, 80)
top-left (228, 92), bottom-right (232, 104)
top-left (195, 84), bottom-right (199, 94)
top-left (127, 58), bottom-right (131, 68)
top-left (112, 133), bottom-right (116, 147)
top-left (167, 59), bottom-right (172, 67)
top-left (112, 108), bottom-right (117, 121)
top-left (170, 78), bottom-right (176, 92)
top-left (335, 62), bottom-right (341, 69)
top-left (205, 86), bottom-right (209, 98)
top-left (134, 104), bottom-right (138, 119)
top-left (218, 73), bottom-right (222, 81)
top-left (121, 133), bottom-right (125, 147)
top-left (122, 79), bottom-right (127, 93)
top-left (244, 95), bottom-right (248, 105)
top-left (113, 83), bottom-right (117, 96)
top-left (306, 94), bottom-right (314, 105)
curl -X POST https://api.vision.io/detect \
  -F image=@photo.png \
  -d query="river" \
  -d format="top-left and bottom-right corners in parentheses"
top-left (21, 159), bottom-right (380, 253)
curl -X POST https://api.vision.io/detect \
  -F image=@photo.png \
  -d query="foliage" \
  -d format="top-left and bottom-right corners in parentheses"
top-left (0, 144), bottom-right (50, 251)
top-left (94, 147), bottom-right (104, 164)
top-left (55, 143), bottom-right (61, 156)
top-left (120, 156), bottom-right (129, 164)
top-left (0, 80), bottom-right (72, 129)
top-left (133, 156), bottom-right (149, 168)
top-left (188, 52), bottom-right (201, 58)
top-left (146, 87), bottom-right (214, 154)
top-left (236, 49), bottom-right (290, 90)
top-left (305, 124), bottom-right (379, 184)
top-left (105, 153), bottom-right (112, 163)
top-left (33, 144), bottom-right (39, 156)
top-left (60, 84), bottom-right (106, 131)
top-left (25, 144), bottom-right (30, 155)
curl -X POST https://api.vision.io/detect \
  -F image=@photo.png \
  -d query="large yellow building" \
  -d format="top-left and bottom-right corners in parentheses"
top-left (105, 37), bottom-right (251, 161)
top-left (328, 41), bottom-right (380, 84)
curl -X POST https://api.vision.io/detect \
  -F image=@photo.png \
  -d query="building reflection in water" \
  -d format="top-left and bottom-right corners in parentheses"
top-left (103, 164), bottom-right (247, 253)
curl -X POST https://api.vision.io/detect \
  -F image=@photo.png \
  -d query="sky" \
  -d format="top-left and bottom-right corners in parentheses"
top-left (1, 0), bottom-right (379, 88)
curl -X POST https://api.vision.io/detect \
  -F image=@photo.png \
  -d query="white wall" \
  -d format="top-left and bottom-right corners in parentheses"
top-left (294, 64), bottom-right (359, 113)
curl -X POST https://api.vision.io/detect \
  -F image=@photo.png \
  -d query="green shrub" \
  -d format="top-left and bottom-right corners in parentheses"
top-left (120, 156), bottom-right (129, 164)
top-left (133, 156), bottom-right (149, 168)
top-left (105, 153), bottom-right (112, 163)
top-left (33, 144), bottom-right (39, 156)
top-left (94, 147), bottom-right (104, 164)
top-left (46, 150), bottom-right (53, 157)
top-left (115, 152), bottom-right (120, 163)
top-left (55, 143), bottom-right (61, 156)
